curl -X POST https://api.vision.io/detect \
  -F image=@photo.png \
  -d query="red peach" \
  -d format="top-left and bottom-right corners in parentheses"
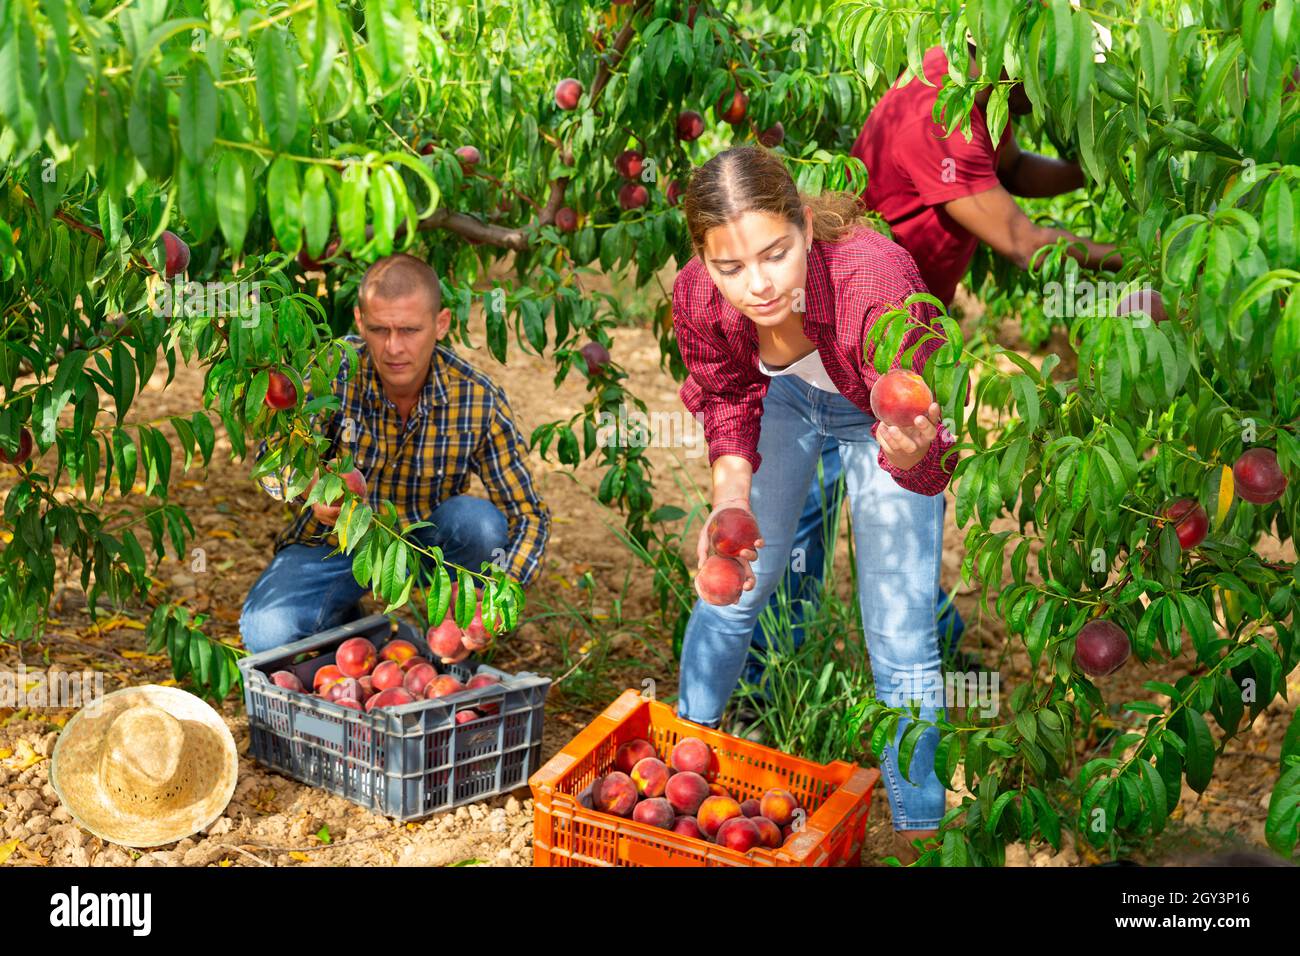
top-left (759, 789), bottom-right (798, 827)
top-left (455, 145), bottom-right (481, 169)
top-left (676, 110), bottom-right (704, 141)
top-left (325, 677), bottom-right (362, 702)
top-left (379, 639), bottom-right (420, 665)
top-left (555, 206), bottom-right (578, 232)
top-left (592, 772), bottom-right (638, 817)
top-left (554, 77), bottom-right (583, 110)
top-left (1164, 498), bottom-right (1208, 549)
top-left (615, 739), bottom-right (658, 774)
top-left (370, 659), bottom-right (406, 692)
top-left (342, 469), bottom-right (367, 498)
top-left (614, 149), bottom-right (644, 179)
top-left (869, 370), bottom-right (933, 427)
top-left (463, 605), bottom-right (490, 650)
top-left (715, 816), bottom-right (761, 852)
top-left (740, 798), bottom-right (762, 818)
top-left (335, 637), bottom-right (377, 678)
top-left (716, 85), bottom-right (748, 124)
top-left (696, 555), bottom-right (745, 605)
top-left (580, 341), bottom-right (612, 374)
top-left (312, 664), bottom-right (344, 694)
top-left (631, 798), bottom-right (676, 829)
top-left (1234, 447), bottom-right (1288, 504)
top-left (630, 757), bottom-right (670, 798)
top-left (466, 672), bottom-right (502, 714)
top-left (401, 655), bottom-right (430, 672)
top-left (1074, 619), bottom-right (1131, 677)
top-left (708, 783), bottom-right (732, 798)
top-left (455, 710), bottom-right (480, 724)
top-left (617, 183), bottom-right (649, 210)
top-left (265, 370), bottom-right (298, 410)
top-left (670, 737), bottom-right (717, 779)
top-left (357, 675), bottom-right (375, 701)
top-left (757, 122), bottom-right (785, 148)
top-left (697, 795), bottom-right (743, 839)
top-left (270, 670), bottom-right (305, 693)
top-left (671, 816), bottom-right (704, 839)
top-left (708, 507), bottom-right (760, 557)
top-left (403, 662), bottom-right (438, 696)
top-left (426, 617), bottom-right (466, 659)
top-left (335, 698), bottom-right (362, 711)
top-left (365, 687), bottom-right (416, 710)
top-left (0, 427), bottom-right (33, 466)
top-left (752, 816), bottom-right (782, 848)
top-left (664, 771), bottom-right (710, 816)
top-left (423, 674), bottom-right (464, 699)
top-left (161, 230), bottom-right (190, 277)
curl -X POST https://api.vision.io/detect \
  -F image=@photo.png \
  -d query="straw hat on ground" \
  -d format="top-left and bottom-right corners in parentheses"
top-left (50, 684), bottom-right (239, 848)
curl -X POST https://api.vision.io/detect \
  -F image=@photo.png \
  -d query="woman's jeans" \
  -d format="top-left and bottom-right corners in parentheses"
top-left (678, 374), bottom-right (947, 830)
top-left (744, 438), bottom-right (965, 686)
top-left (240, 495), bottom-right (508, 654)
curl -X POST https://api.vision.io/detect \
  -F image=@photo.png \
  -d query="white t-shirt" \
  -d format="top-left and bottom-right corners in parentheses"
top-left (758, 348), bottom-right (841, 394)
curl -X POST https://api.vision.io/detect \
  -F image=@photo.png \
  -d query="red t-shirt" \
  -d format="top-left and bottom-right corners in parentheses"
top-left (850, 46), bottom-right (1012, 306)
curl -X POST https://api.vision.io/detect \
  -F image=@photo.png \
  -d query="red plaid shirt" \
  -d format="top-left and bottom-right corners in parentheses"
top-left (673, 226), bottom-right (956, 496)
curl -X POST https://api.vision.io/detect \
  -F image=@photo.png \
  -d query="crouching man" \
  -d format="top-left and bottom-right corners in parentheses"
top-left (240, 253), bottom-right (551, 654)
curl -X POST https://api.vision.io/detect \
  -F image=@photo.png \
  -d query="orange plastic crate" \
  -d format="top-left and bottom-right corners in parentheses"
top-left (530, 689), bottom-right (880, 866)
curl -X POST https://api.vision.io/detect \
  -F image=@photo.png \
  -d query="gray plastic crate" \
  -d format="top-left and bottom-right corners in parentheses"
top-left (239, 613), bottom-right (550, 821)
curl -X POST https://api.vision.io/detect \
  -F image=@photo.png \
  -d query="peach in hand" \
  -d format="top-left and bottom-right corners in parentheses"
top-left (869, 369), bottom-right (933, 428)
top-left (696, 555), bottom-right (745, 605)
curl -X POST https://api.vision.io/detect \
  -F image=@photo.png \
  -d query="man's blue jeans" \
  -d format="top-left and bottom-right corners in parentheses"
top-left (744, 437), bottom-right (966, 688)
top-left (677, 375), bottom-right (947, 830)
top-left (240, 495), bottom-right (508, 654)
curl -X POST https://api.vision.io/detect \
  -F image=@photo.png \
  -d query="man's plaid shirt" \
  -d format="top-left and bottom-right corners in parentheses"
top-left (270, 335), bottom-right (550, 587)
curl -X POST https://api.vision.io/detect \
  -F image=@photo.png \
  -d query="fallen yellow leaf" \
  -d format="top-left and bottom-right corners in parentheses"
top-left (120, 650), bottom-right (166, 661)
top-left (86, 616), bottom-right (145, 636)
top-left (2, 740), bottom-right (44, 771)
top-left (219, 858), bottom-right (232, 867)
top-left (288, 851), bottom-right (310, 863)
top-left (0, 840), bottom-right (19, 865)
top-left (0, 749), bottom-right (11, 760)
top-left (210, 529), bottom-right (237, 540)
top-left (158, 678), bottom-right (179, 687)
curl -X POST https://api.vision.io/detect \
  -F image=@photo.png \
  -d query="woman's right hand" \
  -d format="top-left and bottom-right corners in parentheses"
top-left (696, 497), bottom-right (764, 596)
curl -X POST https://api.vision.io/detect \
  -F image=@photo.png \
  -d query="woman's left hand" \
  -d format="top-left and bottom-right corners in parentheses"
top-left (877, 402), bottom-right (942, 471)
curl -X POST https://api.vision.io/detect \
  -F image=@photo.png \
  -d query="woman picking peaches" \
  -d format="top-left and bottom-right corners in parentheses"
top-left (672, 145), bottom-right (957, 858)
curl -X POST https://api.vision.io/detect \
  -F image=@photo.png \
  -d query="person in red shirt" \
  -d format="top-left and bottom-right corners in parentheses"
top-left (673, 145), bottom-right (953, 857)
top-left (852, 43), bottom-right (1119, 305)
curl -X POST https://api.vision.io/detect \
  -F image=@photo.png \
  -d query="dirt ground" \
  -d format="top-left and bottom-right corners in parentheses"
top-left (0, 263), bottom-right (1295, 868)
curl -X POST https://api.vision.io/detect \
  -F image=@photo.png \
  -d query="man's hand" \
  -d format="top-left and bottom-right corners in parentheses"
top-left (877, 402), bottom-right (942, 472)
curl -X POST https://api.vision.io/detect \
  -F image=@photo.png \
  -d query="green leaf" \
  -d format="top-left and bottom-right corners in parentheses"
top-left (268, 157), bottom-right (303, 256)
top-left (255, 28), bottom-right (300, 152)
top-left (302, 165), bottom-right (333, 258)
top-left (1179, 709), bottom-right (1215, 793)
top-left (216, 151), bottom-right (252, 258)
top-left (178, 65), bottom-right (218, 165)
